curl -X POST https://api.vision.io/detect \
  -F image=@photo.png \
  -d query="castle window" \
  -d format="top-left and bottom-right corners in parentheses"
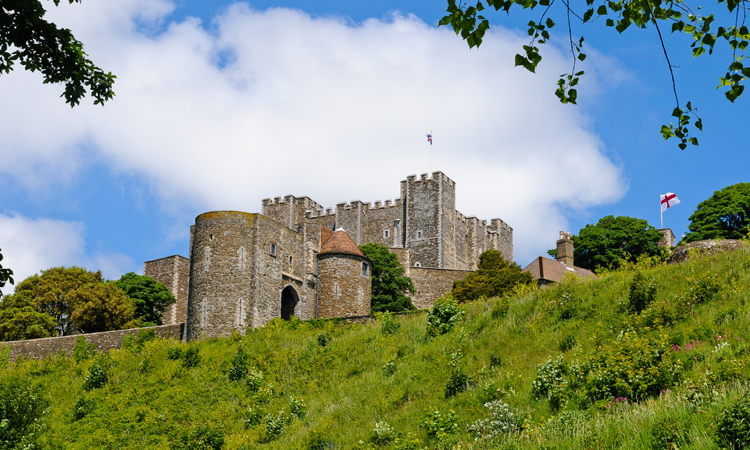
top-left (362, 262), bottom-right (368, 277)
top-left (417, 230), bottom-right (423, 239)
top-left (414, 262), bottom-right (421, 267)
top-left (270, 243), bottom-right (277, 256)
top-left (288, 256), bottom-right (293, 265)
top-left (383, 230), bottom-right (390, 238)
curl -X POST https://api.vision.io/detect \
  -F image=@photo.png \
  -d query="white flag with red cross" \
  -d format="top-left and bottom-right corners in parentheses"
top-left (660, 192), bottom-right (680, 213)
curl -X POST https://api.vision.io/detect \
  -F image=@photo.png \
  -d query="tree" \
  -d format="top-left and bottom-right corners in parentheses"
top-left (573, 215), bottom-right (664, 270)
top-left (359, 243), bottom-right (416, 313)
top-left (0, 298), bottom-right (57, 341)
top-left (451, 249), bottom-right (534, 301)
top-left (7, 266), bottom-right (137, 336)
top-left (1, 0), bottom-right (116, 106)
top-left (0, 376), bottom-right (49, 448)
top-left (114, 272), bottom-right (176, 326)
top-left (684, 182), bottom-right (750, 242)
top-left (0, 249), bottom-right (12, 299)
top-left (441, 0), bottom-right (749, 150)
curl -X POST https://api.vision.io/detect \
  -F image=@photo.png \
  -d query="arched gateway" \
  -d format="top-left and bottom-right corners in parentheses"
top-left (280, 285), bottom-right (299, 320)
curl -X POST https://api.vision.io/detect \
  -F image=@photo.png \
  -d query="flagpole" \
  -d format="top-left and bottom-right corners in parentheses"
top-left (430, 130), bottom-right (433, 176)
top-left (660, 195), bottom-right (663, 229)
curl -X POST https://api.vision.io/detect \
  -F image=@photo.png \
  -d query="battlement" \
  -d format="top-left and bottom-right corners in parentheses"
top-left (403, 171), bottom-right (456, 189)
top-left (490, 218), bottom-right (513, 233)
top-left (368, 199), bottom-right (402, 210)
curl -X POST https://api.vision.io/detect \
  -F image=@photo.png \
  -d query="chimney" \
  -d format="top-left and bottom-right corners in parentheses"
top-left (556, 231), bottom-right (574, 267)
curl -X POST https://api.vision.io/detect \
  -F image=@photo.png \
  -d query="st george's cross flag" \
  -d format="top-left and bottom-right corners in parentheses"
top-left (660, 192), bottom-right (681, 213)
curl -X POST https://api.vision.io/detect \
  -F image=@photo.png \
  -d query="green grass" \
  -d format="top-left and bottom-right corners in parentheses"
top-left (5, 246), bottom-right (750, 449)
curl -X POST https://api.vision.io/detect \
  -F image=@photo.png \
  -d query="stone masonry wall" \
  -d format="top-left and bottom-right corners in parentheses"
top-left (2, 324), bottom-right (184, 361)
top-left (409, 267), bottom-right (471, 309)
top-left (144, 255), bottom-right (190, 326)
top-left (317, 253), bottom-right (372, 318)
top-left (403, 173), bottom-right (441, 268)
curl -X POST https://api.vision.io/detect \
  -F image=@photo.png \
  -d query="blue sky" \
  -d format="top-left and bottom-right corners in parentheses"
top-left (0, 0), bottom-right (746, 289)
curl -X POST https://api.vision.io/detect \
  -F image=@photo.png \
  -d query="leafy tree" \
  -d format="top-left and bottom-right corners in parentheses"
top-left (0, 249), bottom-right (12, 299)
top-left (359, 243), bottom-right (416, 313)
top-left (114, 272), bottom-right (176, 326)
top-left (1, 0), bottom-right (116, 106)
top-left (451, 249), bottom-right (533, 302)
top-left (0, 376), bottom-right (49, 448)
top-left (573, 215), bottom-right (664, 271)
top-left (684, 183), bottom-right (750, 242)
top-left (440, 0), bottom-right (750, 149)
top-left (8, 266), bottom-right (137, 336)
top-left (0, 297), bottom-right (56, 341)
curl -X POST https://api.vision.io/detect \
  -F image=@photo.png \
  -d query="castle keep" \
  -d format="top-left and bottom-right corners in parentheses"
top-left (145, 171), bottom-right (513, 339)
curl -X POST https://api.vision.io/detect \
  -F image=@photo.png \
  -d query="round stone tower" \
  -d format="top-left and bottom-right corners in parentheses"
top-left (317, 229), bottom-right (372, 318)
top-left (187, 211), bottom-right (255, 340)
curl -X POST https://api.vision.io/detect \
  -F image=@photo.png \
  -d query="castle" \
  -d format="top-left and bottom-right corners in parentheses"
top-left (144, 171), bottom-right (513, 340)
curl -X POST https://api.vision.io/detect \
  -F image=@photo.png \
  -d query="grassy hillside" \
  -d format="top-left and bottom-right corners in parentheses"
top-left (5, 245), bottom-right (750, 449)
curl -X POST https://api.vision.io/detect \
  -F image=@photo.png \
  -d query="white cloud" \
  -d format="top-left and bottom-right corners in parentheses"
top-left (0, 214), bottom-right (135, 293)
top-left (0, 0), bottom-right (627, 264)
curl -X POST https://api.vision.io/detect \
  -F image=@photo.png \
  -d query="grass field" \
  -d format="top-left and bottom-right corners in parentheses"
top-left (5, 245), bottom-right (750, 449)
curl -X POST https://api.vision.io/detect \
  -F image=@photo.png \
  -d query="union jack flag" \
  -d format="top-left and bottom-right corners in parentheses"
top-left (426, 133), bottom-right (432, 145)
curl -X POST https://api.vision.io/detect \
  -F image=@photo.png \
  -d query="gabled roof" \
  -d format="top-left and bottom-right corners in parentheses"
top-left (522, 256), bottom-right (597, 283)
top-left (320, 228), bottom-right (365, 257)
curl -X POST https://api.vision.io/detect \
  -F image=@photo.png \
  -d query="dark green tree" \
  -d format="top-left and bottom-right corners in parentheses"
top-left (0, 376), bottom-right (49, 448)
top-left (441, 0), bottom-right (750, 150)
top-left (359, 243), bottom-right (416, 313)
top-left (0, 294), bottom-right (56, 341)
top-left (1, 0), bottom-right (116, 106)
top-left (573, 216), bottom-right (664, 271)
top-left (451, 249), bottom-right (533, 301)
top-left (684, 183), bottom-right (750, 243)
top-left (7, 267), bottom-right (137, 336)
top-left (113, 273), bottom-right (176, 326)
top-left (0, 249), bottom-right (12, 299)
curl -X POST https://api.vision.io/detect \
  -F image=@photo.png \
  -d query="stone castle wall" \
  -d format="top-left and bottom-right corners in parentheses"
top-left (409, 267), bottom-right (471, 309)
top-left (317, 253), bottom-right (372, 318)
top-left (2, 324), bottom-right (184, 362)
top-left (144, 255), bottom-right (190, 325)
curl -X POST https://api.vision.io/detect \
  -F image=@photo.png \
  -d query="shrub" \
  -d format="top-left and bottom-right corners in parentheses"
top-left (717, 393), bottom-right (750, 449)
top-left (531, 356), bottom-right (567, 399)
top-left (71, 335), bottom-right (93, 362)
top-left (227, 348), bottom-right (248, 381)
top-left (420, 408), bottom-right (459, 440)
top-left (382, 359), bottom-right (396, 377)
top-left (316, 332), bottom-right (332, 348)
top-left (558, 335), bottom-right (576, 352)
top-left (263, 410), bottom-right (289, 442)
top-left (451, 250), bottom-right (534, 301)
top-left (489, 353), bottom-right (502, 369)
top-left (72, 396), bottom-right (96, 421)
top-left (445, 349), bottom-right (468, 398)
top-left (0, 377), bottom-right (49, 448)
top-left (288, 396), bottom-right (307, 419)
top-left (167, 347), bottom-right (182, 360)
top-left (466, 400), bottom-right (518, 440)
top-left (379, 311), bottom-right (401, 335)
top-left (628, 272), bottom-right (657, 313)
top-left (426, 296), bottom-right (464, 337)
top-left (246, 369), bottom-right (264, 393)
top-left (171, 424), bottom-right (225, 450)
top-left (83, 362), bottom-right (108, 391)
top-left (554, 292), bottom-right (578, 322)
top-left (121, 328), bottom-right (157, 352)
top-left (370, 421), bottom-right (397, 445)
top-left (690, 272), bottom-right (722, 303)
top-left (182, 345), bottom-right (201, 368)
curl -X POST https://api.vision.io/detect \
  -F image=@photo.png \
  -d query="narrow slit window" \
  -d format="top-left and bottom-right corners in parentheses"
top-left (383, 230), bottom-right (390, 238)
top-left (270, 243), bottom-right (277, 256)
top-left (417, 231), bottom-right (423, 239)
top-left (362, 262), bottom-right (368, 277)
top-left (288, 256), bottom-right (293, 265)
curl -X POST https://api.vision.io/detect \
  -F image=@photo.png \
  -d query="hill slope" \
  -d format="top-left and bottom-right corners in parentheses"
top-left (4, 245), bottom-right (750, 449)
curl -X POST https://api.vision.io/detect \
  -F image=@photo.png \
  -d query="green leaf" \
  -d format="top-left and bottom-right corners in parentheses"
top-left (597, 5), bottom-right (608, 15)
top-left (578, 53), bottom-right (587, 61)
top-left (546, 18), bottom-right (555, 28)
top-left (679, 142), bottom-right (687, 150)
top-left (606, 18), bottom-right (615, 27)
top-left (583, 9), bottom-right (594, 22)
top-left (693, 46), bottom-right (706, 57)
top-left (660, 125), bottom-right (674, 140)
top-left (684, 25), bottom-right (696, 33)
top-left (695, 118), bottom-right (703, 131)
top-left (671, 21), bottom-right (685, 33)
top-left (671, 107), bottom-right (682, 117)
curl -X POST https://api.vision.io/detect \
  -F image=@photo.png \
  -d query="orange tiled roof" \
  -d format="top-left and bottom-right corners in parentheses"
top-left (321, 226), bottom-right (333, 245)
top-left (522, 256), bottom-right (597, 283)
top-left (320, 229), bottom-right (365, 257)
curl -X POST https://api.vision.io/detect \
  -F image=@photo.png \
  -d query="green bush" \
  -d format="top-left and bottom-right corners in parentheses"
top-left (445, 349), bottom-right (468, 398)
top-left (72, 396), bottom-right (96, 421)
top-left (420, 408), bottom-right (459, 439)
top-left (246, 369), bottom-right (264, 393)
top-left (167, 347), bottom-right (182, 360)
top-left (652, 416), bottom-right (688, 449)
top-left (426, 296), bottom-right (464, 337)
top-left (451, 250), bottom-right (533, 302)
top-left (717, 393), bottom-right (750, 449)
top-left (379, 311), bottom-right (401, 335)
top-left (466, 400), bottom-right (518, 440)
top-left (288, 396), bottom-right (307, 419)
top-left (0, 377), bottom-right (49, 448)
top-left (690, 272), bottom-right (722, 303)
top-left (370, 421), bottom-right (397, 445)
top-left (121, 328), bottom-right (157, 353)
top-left (628, 272), bottom-right (657, 313)
top-left (558, 335), bottom-right (576, 352)
top-left (83, 362), bottom-right (108, 391)
top-left (263, 410), bottom-right (289, 442)
top-left (71, 335), bottom-right (93, 362)
top-left (171, 424), bottom-right (225, 450)
top-left (490, 297), bottom-right (510, 320)
top-left (316, 332), bottom-right (332, 348)
top-left (227, 348), bottom-right (248, 381)
top-left (182, 345), bottom-right (201, 368)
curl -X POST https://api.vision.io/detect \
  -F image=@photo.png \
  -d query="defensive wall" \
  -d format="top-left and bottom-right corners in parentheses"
top-left (409, 267), bottom-right (472, 309)
top-left (144, 255), bottom-right (190, 326)
top-left (1, 324), bottom-right (184, 362)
